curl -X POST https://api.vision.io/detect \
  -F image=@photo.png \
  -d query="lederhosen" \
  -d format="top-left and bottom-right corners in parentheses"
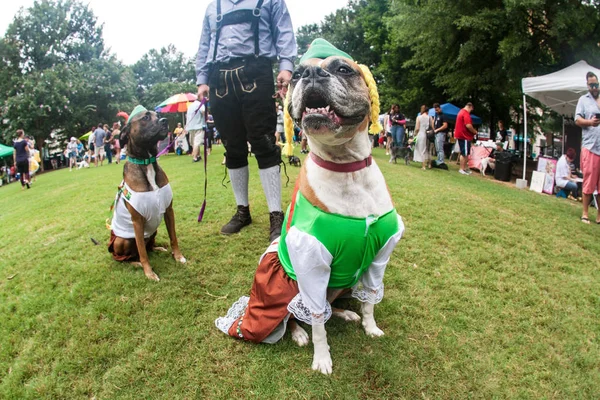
top-left (208, 0), bottom-right (280, 170)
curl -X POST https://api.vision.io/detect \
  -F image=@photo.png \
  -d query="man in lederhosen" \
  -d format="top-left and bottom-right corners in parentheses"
top-left (196, 0), bottom-right (297, 242)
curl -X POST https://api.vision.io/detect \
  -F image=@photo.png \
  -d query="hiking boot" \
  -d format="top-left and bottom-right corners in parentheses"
top-left (220, 205), bottom-right (252, 235)
top-left (269, 211), bottom-right (285, 242)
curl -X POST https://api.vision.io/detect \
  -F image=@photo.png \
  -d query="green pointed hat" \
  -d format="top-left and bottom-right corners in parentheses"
top-left (299, 38), bottom-right (353, 64)
top-left (127, 105), bottom-right (147, 124)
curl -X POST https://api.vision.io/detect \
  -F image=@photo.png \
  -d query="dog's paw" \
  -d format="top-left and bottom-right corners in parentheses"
top-left (172, 252), bottom-right (187, 264)
top-left (291, 325), bottom-right (310, 347)
top-left (363, 322), bottom-right (385, 337)
top-left (312, 352), bottom-right (333, 375)
top-left (333, 309), bottom-right (361, 322)
top-left (144, 270), bottom-right (160, 282)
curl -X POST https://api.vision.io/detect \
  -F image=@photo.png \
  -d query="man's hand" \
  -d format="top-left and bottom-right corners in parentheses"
top-left (276, 70), bottom-right (292, 99)
top-left (197, 84), bottom-right (210, 101)
top-left (591, 116), bottom-right (600, 127)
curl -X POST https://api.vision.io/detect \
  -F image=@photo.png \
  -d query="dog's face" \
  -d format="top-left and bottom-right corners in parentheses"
top-left (120, 110), bottom-right (169, 150)
top-left (288, 56), bottom-right (371, 146)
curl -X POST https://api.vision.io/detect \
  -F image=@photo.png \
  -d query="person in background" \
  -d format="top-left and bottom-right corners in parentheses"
top-left (496, 120), bottom-right (508, 144)
top-left (431, 103), bottom-right (448, 168)
top-left (112, 122), bottom-right (122, 163)
top-left (413, 104), bottom-right (430, 169)
top-left (186, 99), bottom-right (207, 163)
top-left (13, 129), bottom-right (31, 189)
top-left (87, 126), bottom-right (96, 164)
top-left (93, 123), bottom-right (106, 167)
top-left (103, 124), bottom-right (113, 164)
top-left (195, 0), bottom-right (297, 241)
top-left (555, 148), bottom-right (581, 201)
top-left (455, 102), bottom-right (478, 175)
top-left (275, 104), bottom-right (284, 145)
top-left (67, 137), bottom-right (78, 171)
top-left (574, 71), bottom-right (600, 224)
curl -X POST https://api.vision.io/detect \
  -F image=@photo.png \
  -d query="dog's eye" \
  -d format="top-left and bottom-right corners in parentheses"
top-left (338, 66), bottom-right (352, 74)
top-left (292, 70), bottom-right (302, 80)
top-left (142, 115), bottom-right (150, 121)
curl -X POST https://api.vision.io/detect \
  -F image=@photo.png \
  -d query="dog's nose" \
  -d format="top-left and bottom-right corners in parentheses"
top-left (159, 118), bottom-right (168, 128)
top-left (301, 66), bottom-right (330, 79)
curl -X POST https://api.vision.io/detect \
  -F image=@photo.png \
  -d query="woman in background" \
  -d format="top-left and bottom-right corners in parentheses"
top-left (414, 105), bottom-right (431, 170)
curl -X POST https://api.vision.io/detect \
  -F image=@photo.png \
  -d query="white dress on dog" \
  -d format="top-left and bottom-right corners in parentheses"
top-left (111, 182), bottom-right (173, 239)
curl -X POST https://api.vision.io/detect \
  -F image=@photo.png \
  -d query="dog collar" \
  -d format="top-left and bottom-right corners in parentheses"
top-left (127, 156), bottom-right (157, 165)
top-left (309, 152), bottom-right (372, 173)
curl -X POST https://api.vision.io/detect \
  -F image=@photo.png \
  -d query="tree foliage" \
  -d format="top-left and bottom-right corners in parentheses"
top-left (132, 44), bottom-right (196, 108)
top-left (0, 0), bottom-right (135, 149)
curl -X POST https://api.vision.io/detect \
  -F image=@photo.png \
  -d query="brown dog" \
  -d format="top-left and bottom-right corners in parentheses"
top-left (108, 106), bottom-right (186, 281)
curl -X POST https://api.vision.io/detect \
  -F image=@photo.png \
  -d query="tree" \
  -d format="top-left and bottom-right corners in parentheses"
top-left (4, 0), bottom-right (104, 73)
top-left (132, 44), bottom-right (196, 107)
top-left (389, 0), bottom-right (600, 129)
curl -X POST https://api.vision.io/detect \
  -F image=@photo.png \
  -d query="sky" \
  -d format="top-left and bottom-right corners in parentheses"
top-left (0, 0), bottom-right (350, 65)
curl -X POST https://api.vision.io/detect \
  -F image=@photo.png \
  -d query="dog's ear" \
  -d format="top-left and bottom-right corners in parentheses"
top-left (120, 124), bottom-right (130, 148)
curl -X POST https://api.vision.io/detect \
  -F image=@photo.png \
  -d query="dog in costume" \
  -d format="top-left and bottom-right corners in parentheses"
top-left (215, 39), bottom-right (405, 375)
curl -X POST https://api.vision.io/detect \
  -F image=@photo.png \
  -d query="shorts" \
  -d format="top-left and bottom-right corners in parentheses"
top-left (581, 147), bottom-right (600, 195)
top-left (457, 139), bottom-right (471, 157)
top-left (69, 151), bottom-right (77, 159)
top-left (191, 129), bottom-right (205, 147)
top-left (95, 146), bottom-right (106, 158)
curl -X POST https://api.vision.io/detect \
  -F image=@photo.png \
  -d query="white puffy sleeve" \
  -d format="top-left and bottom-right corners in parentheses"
top-left (352, 215), bottom-right (405, 304)
top-left (284, 226), bottom-right (333, 325)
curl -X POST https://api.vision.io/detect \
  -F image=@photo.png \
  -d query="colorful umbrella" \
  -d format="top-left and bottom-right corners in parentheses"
top-left (155, 93), bottom-right (198, 113)
top-left (79, 131), bottom-right (92, 141)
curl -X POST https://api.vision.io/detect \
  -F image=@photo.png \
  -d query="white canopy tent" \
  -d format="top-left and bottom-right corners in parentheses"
top-left (521, 60), bottom-right (600, 180)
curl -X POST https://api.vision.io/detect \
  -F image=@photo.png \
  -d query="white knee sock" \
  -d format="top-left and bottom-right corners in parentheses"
top-left (259, 165), bottom-right (282, 213)
top-left (228, 166), bottom-right (249, 206)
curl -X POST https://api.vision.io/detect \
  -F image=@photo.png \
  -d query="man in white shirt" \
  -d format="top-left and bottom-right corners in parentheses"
top-left (555, 148), bottom-right (580, 200)
top-left (185, 100), bottom-right (207, 162)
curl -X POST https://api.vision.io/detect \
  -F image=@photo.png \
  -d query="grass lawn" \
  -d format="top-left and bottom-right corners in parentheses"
top-left (1, 145), bottom-right (599, 399)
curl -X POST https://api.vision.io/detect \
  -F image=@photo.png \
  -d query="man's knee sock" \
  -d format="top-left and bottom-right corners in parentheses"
top-left (259, 165), bottom-right (282, 213)
top-left (228, 166), bottom-right (249, 207)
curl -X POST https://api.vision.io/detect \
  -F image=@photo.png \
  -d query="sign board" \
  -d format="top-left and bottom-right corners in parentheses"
top-left (530, 171), bottom-right (545, 193)
top-left (537, 157), bottom-right (557, 194)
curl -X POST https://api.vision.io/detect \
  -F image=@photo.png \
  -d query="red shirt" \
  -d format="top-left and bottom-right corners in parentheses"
top-left (455, 108), bottom-right (474, 140)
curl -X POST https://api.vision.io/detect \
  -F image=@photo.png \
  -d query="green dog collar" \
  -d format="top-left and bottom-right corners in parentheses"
top-left (127, 156), bottom-right (157, 165)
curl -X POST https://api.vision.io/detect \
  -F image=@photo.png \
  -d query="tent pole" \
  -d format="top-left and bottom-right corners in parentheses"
top-left (562, 117), bottom-right (565, 156)
top-left (523, 94), bottom-right (527, 181)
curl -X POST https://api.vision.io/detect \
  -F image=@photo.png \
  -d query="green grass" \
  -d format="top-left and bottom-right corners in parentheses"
top-left (1, 145), bottom-right (599, 399)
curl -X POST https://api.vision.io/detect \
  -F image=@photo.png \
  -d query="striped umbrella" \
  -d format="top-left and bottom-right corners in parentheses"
top-left (155, 93), bottom-right (198, 113)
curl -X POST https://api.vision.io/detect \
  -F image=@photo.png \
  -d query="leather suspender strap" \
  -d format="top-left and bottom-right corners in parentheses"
top-left (252, 0), bottom-right (265, 57)
top-left (212, 0), bottom-right (264, 62)
top-left (213, 0), bottom-right (223, 62)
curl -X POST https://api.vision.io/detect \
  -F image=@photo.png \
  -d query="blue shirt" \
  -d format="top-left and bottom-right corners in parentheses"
top-left (94, 128), bottom-right (106, 147)
top-left (195, 0), bottom-right (297, 85)
top-left (575, 92), bottom-right (600, 155)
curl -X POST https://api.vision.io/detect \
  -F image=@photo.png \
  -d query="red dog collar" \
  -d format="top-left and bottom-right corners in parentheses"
top-left (309, 152), bottom-right (372, 173)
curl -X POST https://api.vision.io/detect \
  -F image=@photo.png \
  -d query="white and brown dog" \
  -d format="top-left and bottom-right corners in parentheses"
top-left (108, 106), bottom-right (186, 281)
top-left (215, 39), bottom-right (404, 374)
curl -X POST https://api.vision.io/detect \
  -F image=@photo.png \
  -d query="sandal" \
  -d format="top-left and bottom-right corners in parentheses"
top-left (581, 217), bottom-right (590, 224)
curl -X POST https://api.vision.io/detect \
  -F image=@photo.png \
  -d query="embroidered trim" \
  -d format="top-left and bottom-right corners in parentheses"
top-left (128, 156), bottom-right (157, 165)
top-left (287, 293), bottom-right (332, 325)
top-left (351, 282), bottom-right (384, 304)
top-left (215, 296), bottom-right (249, 335)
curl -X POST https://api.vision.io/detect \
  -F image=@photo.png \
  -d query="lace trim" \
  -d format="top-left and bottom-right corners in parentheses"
top-left (287, 293), bottom-right (332, 325)
top-left (352, 282), bottom-right (384, 304)
top-left (215, 296), bottom-right (249, 335)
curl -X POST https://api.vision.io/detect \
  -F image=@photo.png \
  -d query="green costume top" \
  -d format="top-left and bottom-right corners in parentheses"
top-left (278, 190), bottom-right (400, 288)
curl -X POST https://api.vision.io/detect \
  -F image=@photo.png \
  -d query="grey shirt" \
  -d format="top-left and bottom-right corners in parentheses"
top-left (575, 92), bottom-right (600, 155)
top-left (94, 128), bottom-right (106, 148)
top-left (195, 0), bottom-right (297, 85)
